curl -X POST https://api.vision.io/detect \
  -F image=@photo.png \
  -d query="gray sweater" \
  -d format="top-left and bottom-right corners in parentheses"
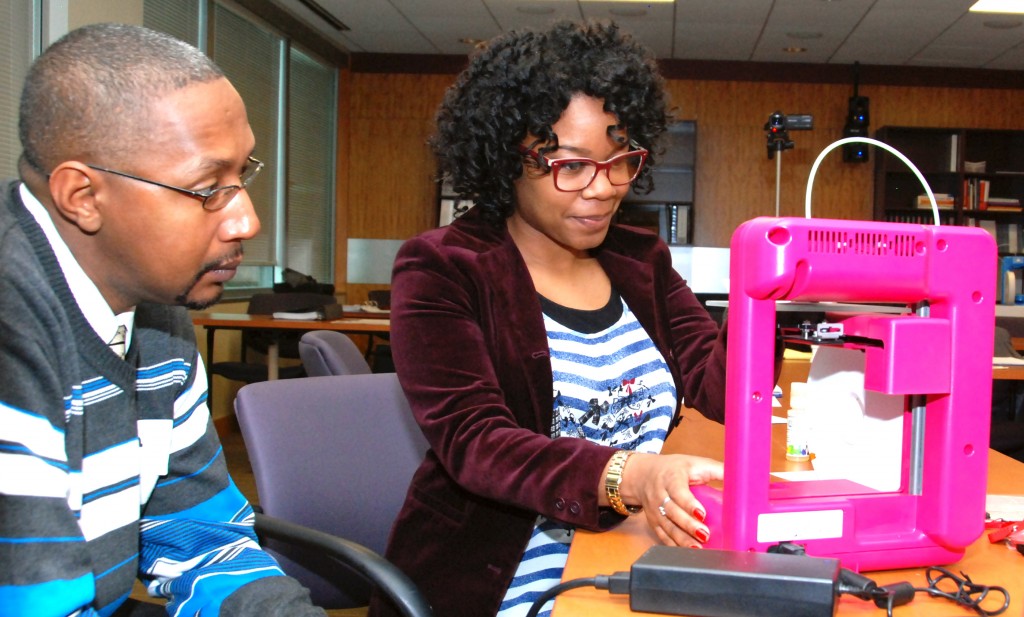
top-left (0, 179), bottom-right (323, 616)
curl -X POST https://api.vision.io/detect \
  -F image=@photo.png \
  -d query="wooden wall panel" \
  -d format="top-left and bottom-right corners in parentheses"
top-left (346, 117), bottom-right (437, 238)
top-left (350, 73), bottom-right (451, 120)
top-left (334, 69), bottom-right (351, 306)
top-left (667, 80), bottom-right (877, 245)
top-left (335, 73), bottom-right (450, 299)
top-left (339, 72), bottom-right (1024, 252)
top-left (345, 73), bottom-right (450, 241)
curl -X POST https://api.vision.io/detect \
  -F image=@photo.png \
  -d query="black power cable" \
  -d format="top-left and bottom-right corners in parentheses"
top-left (524, 573), bottom-right (630, 617)
top-left (910, 567), bottom-right (1010, 617)
top-left (774, 542), bottom-right (1010, 617)
top-left (527, 558), bottom-right (1011, 617)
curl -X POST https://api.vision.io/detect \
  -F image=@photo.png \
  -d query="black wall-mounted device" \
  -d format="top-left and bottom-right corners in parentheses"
top-left (842, 62), bottom-right (870, 163)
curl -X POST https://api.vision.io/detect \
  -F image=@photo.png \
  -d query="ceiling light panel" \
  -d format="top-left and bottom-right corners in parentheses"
top-left (970, 0), bottom-right (1024, 14)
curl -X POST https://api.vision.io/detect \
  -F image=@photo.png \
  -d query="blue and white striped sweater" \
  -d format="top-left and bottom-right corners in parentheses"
top-left (499, 296), bottom-right (676, 617)
top-left (0, 181), bottom-right (314, 616)
top-left (0, 350), bottom-right (284, 616)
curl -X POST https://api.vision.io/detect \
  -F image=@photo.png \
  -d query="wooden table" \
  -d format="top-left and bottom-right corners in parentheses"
top-left (192, 312), bottom-right (390, 381)
top-left (994, 364), bottom-right (1024, 381)
top-left (554, 412), bottom-right (1024, 616)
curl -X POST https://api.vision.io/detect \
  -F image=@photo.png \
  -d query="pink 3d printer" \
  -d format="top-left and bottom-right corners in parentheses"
top-left (693, 216), bottom-right (996, 571)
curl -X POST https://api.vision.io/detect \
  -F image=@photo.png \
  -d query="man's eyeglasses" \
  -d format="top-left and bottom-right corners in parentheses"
top-left (518, 144), bottom-right (648, 192)
top-left (85, 156), bottom-right (264, 212)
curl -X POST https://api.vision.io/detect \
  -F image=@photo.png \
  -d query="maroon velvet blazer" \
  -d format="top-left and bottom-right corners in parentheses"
top-left (371, 208), bottom-right (726, 617)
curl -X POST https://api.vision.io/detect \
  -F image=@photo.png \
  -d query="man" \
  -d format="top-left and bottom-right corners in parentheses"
top-left (0, 23), bottom-right (325, 616)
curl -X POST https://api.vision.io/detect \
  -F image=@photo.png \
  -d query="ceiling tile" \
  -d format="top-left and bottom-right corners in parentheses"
top-left (267, 0), bottom-right (1024, 70)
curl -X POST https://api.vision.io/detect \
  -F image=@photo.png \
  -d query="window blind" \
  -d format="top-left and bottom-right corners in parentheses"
top-left (212, 4), bottom-right (282, 267)
top-left (143, 0), bottom-right (339, 287)
top-left (287, 46), bottom-right (336, 283)
top-left (0, 0), bottom-right (35, 178)
top-left (143, 1), bottom-right (201, 48)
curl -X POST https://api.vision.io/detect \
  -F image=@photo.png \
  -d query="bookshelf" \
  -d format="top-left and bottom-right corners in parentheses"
top-left (874, 126), bottom-right (1024, 304)
top-left (873, 126), bottom-right (1024, 232)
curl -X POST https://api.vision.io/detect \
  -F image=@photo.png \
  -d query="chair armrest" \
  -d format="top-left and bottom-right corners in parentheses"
top-left (253, 513), bottom-right (432, 617)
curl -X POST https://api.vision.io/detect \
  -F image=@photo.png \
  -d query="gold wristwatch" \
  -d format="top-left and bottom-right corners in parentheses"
top-left (605, 450), bottom-right (642, 516)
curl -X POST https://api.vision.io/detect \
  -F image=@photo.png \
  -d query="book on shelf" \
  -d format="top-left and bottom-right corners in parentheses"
top-left (963, 178), bottom-right (992, 210)
top-left (986, 197), bottom-right (1023, 211)
top-left (886, 211), bottom-right (953, 224)
top-left (915, 193), bottom-right (954, 209)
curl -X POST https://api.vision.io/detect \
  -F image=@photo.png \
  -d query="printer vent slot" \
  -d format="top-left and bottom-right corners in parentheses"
top-left (806, 230), bottom-right (918, 258)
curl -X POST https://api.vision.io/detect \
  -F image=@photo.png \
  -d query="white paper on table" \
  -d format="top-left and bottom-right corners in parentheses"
top-left (986, 494), bottom-right (1024, 520)
top-left (803, 346), bottom-right (905, 492)
top-left (272, 311), bottom-right (320, 320)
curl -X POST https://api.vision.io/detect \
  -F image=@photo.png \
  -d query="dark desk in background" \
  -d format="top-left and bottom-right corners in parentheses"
top-left (192, 312), bottom-right (390, 381)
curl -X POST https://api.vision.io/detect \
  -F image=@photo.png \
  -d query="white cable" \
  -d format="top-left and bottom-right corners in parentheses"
top-left (804, 137), bottom-right (940, 225)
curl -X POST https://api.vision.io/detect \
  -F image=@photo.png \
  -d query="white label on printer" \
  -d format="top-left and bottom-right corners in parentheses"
top-left (757, 509), bottom-right (844, 543)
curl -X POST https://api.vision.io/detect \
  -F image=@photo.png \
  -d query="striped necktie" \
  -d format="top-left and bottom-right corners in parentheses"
top-left (108, 324), bottom-right (127, 359)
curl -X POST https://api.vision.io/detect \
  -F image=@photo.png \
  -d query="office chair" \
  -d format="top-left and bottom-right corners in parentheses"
top-left (253, 513), bottom-right (431, 617)
top-left (207, 292), bottom-right (337, 401)
top-left (366, 290), bottom-right (391, 309)
top-left (234, 373), bottom-right (430, 609)
top-left (365, 290), bottom-right (393, 372)
top-left (298, 331), bottom-right (372, 377)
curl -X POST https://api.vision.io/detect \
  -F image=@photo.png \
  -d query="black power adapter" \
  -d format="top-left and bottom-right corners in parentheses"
top-left (627, 545), bottom-right (840, 617)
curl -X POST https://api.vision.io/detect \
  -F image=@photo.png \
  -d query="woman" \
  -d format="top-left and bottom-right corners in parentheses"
top-left (372, 20), bottom-right (728, 617)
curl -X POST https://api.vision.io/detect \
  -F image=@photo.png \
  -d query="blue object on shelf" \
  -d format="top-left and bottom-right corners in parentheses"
top-left (998, 256), bottom-right (1024, 304)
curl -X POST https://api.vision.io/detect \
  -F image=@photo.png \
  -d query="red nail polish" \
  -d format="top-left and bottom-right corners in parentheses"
top-left (692, 507), bottom-right (706, 523)
top-left (689, 543), bottom-right (703, 550)
top-left (694, 528), bottom-right (710, 543)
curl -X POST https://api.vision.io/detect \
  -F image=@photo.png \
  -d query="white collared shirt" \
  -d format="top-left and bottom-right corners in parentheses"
top-left (20, 184), bottom-right (135, 351)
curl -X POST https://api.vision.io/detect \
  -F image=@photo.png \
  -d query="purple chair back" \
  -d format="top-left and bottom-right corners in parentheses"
top-left (235, 373), bottom-right (428, 607)
top-left (298, 331), bottom-right (372, 377)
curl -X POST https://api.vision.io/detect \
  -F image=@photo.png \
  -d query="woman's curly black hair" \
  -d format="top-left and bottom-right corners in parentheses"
top-left (431, 20), bottom-right (673, 224)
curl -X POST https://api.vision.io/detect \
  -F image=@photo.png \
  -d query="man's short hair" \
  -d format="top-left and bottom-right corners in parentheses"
top-left (19, 22), bottom-right (225, 174)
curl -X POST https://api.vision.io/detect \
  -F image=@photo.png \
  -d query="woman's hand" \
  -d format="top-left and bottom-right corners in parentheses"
top-left (617, 453), bottom-right (723, 548)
